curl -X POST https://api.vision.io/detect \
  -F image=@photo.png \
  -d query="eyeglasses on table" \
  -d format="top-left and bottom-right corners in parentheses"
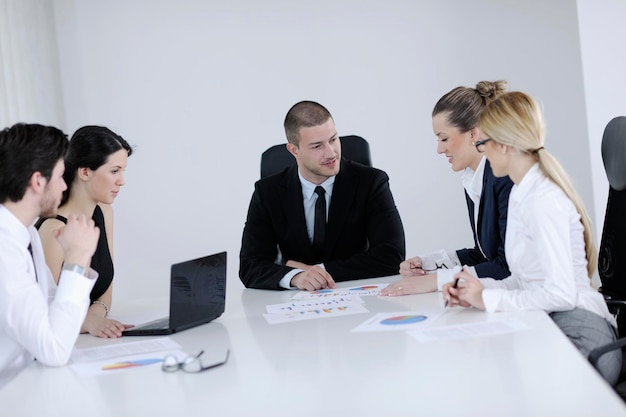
top-left (162, 349), bottom-right (230, 373)
top-left (420, 262), bottom-right (449, 272)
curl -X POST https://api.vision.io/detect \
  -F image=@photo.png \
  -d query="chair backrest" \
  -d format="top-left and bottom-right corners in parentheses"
top-left (599, 116), bottom-right (626, 298)
top-left (260, 135), bottom-right (372, 179)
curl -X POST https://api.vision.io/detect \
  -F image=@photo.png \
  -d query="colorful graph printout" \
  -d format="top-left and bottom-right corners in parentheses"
top-left (348, 285), bottom-right (380, 291)
top-left (69, 349), bottom-right (187, 377)
top-left (101, 358), bottom-right (162, 370)
top-left (292, 283), bottom-right (388, 300)
top-left (380, 315), bottom-right (427, 325)
top-left (351, 310), bottom-right (444, 332)
top-left (263, 301), bottom-right (368, 324)
top-left (265, 296), bottom-right (364, 314)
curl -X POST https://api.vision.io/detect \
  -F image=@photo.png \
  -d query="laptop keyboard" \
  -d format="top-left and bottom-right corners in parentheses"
top-left (133, 317), bottom-right (170, 330)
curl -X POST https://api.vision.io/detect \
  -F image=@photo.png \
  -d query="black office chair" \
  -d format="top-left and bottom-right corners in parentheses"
top-left (260, 135), bottom-right (371, 179)
top-left (588, 116), bottom-right (626, 399)
top-left (598, 116), bottom-right (626, 302)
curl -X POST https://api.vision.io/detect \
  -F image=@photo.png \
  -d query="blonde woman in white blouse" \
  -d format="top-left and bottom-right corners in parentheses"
top-left (444, 91), bottom-right (621, 385)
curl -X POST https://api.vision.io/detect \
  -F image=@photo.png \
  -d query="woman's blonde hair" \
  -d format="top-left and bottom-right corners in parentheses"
top-left (479, 91), bottom-right (597, 278)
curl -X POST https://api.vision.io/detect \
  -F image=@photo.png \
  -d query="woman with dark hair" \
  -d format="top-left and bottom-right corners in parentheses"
top-left (382, 80), bottom-right (513, 296)
top-left (37, 126), bottom-right (133, 338)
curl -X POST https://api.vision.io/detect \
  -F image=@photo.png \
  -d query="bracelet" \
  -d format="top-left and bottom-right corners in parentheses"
top-left (92, 300), bottom-right (109, 317)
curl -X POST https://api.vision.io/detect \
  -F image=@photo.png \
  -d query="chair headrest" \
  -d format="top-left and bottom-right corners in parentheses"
top-left (602, 116), bottom-right (626, 191)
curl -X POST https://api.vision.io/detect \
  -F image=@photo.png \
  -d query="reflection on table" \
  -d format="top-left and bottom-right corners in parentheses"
top-left (1, 276), bottom-right (625, 417)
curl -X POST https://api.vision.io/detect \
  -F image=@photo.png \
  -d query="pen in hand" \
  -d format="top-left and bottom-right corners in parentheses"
top-left (444, 277), bottom-right (461, 308)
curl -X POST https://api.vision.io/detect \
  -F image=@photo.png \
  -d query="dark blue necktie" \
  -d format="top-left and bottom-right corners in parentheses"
top-left (313, 186), bottom-right (326, 259)
top-left (28, 243), bottom-right (38, 282)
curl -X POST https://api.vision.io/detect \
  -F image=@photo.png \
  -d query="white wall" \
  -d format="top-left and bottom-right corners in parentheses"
top-left (577, 0), bottom-right (626, 243)
top-left (0, 0), bottom-right (65, 127)
top-left (47, 0), bottom-right (592, 304)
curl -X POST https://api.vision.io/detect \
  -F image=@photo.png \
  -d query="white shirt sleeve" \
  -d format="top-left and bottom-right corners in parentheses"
top-left (436, 265), bottom-right (463, 291)
top-left (420, 250), bottom-right (466, 291)
top-left (279, 263), bottom-right (326, 290)
top-left (0, 239), bottom-right (97, 372)
top-left (279, 269), bottom-right (303, 289)
top-left (480, 276), bottom-right (519, 312)
top-left (481, 197), bottom-right (578, 313)
top-left (420, 249), bottom-right (458, 271)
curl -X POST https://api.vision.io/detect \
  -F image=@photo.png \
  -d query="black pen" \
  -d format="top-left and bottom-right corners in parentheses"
top-left (444, 277), bottom-right (461, 308)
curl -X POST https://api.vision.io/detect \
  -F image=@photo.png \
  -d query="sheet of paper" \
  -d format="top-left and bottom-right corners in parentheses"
top-left (69, 349), bottom-right (187, 377)
top-left (265, 296), bottom-right (364, 314)
top-left (70, 337), bottom-right (181, 363)
top-left (292, 283), bottom-right (388, 300)
top-left (263, 301), bottom-right (368, 324)
top-left (351, 310), bottom-right (444, 332)
top-left (406, 319), bottom-right (528, 343)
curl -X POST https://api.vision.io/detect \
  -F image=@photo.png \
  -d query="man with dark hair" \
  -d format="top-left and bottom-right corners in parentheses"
top-left (0, 123), bottom-right (100, 387)
top-left (240, 101), bottom-right (405, 290)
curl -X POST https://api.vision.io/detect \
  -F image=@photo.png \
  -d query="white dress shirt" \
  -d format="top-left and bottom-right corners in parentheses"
top-left (480, 164), bottom-right (615, 327)
top-left (278, 174), bottom-right (335, 289)
top-left (0, 205), bottom-right (97, 388)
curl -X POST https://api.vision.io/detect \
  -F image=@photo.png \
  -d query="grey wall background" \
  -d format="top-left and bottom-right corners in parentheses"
top-left (3, 0), bottom-right (624, 305)
top-left (577, 0), bottom-right (626, 245)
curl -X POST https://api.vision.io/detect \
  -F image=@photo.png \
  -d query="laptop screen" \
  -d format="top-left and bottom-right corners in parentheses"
top-left (169, 252), bottom-right (227, 330)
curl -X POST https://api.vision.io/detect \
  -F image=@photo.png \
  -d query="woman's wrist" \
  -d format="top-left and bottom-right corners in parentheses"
top-left (91, 300), bottom-right (109, 317)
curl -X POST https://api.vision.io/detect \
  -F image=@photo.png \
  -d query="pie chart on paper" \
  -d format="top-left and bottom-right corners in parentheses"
top-left (380, 315), bottom-right (428, 326)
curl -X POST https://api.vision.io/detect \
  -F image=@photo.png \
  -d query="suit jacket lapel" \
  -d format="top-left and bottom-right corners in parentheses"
top-left (477, 191), bottom-right (484, 243)
top-left (282, 165), bottom-right (316, 258)
top-left (465, 191), bottom-right (478, 240)
top-left (324, 158), bottom-right (357, 256)
top-left (477, 162), bottom-right (494, 244)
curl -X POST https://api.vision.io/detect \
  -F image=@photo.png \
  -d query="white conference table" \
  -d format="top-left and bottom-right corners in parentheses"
top-left (2, 275), bottom-right (626, 417)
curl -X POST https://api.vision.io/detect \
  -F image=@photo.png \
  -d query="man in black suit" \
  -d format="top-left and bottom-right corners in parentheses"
top-left (239, 101), bottom-right (405, 290)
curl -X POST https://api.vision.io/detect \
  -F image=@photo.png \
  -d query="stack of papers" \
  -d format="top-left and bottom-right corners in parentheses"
top-left (261, 283), bottom-right (528, 342)
top-left (69, 337), bottom-right (186, 376)
top-left (262, 284), bottom-right (389, 324)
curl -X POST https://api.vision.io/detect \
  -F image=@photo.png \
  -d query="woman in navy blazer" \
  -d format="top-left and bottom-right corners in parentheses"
top-left (381, 80), bottom-right (513, 296)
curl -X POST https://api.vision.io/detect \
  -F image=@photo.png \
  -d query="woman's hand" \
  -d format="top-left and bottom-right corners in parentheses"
top-left (83, 315), bottom-right (133, 338)
top-left (442, 269), bottom-right (486, 310)
top-left (398, 256), bottom-right (427, 277)
top-left (379, 274), bottom-right (437, 296)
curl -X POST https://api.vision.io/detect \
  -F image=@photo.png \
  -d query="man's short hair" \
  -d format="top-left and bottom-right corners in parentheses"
top-left (0, 123), bottom-right (69, 203)
top-left (284, 101), bottom-right (333, 146)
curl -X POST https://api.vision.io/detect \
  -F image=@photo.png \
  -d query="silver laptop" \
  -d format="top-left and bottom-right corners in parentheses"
top-left (123, 252), bottom-right (227, 336)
